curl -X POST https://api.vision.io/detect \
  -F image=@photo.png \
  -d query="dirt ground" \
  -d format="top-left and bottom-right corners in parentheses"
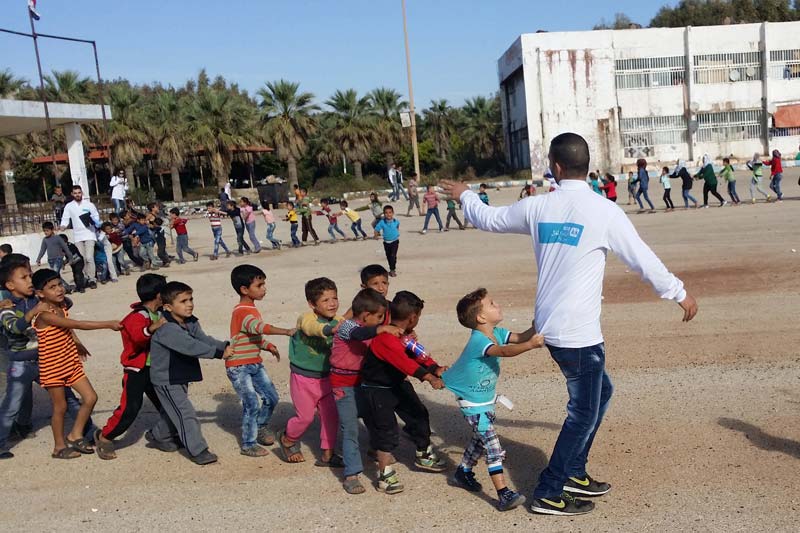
top-left (2, 168), bottom-right (799, 532)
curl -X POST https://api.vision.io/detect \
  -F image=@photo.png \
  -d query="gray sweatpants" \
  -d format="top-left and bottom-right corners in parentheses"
top-left (151, 384), bottom-right (208, 457)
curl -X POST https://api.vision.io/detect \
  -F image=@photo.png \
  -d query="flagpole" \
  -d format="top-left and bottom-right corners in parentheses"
top-left (27, 3), bottom-right (59, 182)
top-left (401, 0), bottom-right (420, 178)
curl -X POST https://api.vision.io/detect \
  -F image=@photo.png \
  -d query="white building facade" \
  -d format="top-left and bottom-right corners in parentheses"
top-left (498, 21), bottom-right (800, 174)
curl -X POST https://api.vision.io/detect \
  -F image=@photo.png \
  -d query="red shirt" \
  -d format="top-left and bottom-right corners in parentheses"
top-left (172, 218), bottom-right (189, 235)
top-left (119, 303), bottom-right (156, 371)
top-left (107, 231), bottom-right (123, 246)
top-left (600, 181), bottom-right (617, 199)
top-left (764, 157), bottom-right (783, 174)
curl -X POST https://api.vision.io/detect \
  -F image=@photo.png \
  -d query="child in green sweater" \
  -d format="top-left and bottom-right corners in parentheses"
top-left (719, 158), bottom-right (740, 205)
top-left (278, 277), bottom-right (344, 466)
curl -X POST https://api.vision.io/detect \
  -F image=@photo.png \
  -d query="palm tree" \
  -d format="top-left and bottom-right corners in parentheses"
top-left (423, 99), bottom-right (455, 159)
top-left (42, 70), bottom-right (94, 103)
top-left (185, 88), bottom-right (256, 188)
top-left (325, 89), bottom-right (373, 179)
top-left (461, 95), bottom-right (503, 160)
top-left (147, 90), bottom-right (189, 201)
top-left (369, 87), bottom-right (406, 171)
top-left (108, 83), bottom-right (147, 187)
top-left (0, 71), bottom-right (31, 207)
top-left (0, 69), bottom-right (28, 99)
top-left (257, 80), bottom-right (319, 190)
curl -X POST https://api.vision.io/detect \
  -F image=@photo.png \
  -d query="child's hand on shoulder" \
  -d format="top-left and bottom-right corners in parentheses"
top-left (377, 325), bottom-right (403, 337)
top-left (106, 321), bottom-right (123, 331)
top-left (0, 299), bottom-right (13, 309)
top-left (149, 317), bottom-right (167, 333)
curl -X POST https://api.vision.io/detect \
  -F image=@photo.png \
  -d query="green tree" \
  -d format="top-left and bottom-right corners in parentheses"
top-left (460, 95), bottom-right (502, 161)
top-left (0, 69), bottom-right (28, 99)
top-left (42, 70), bottom-right (95, 103)
top-left (147, 90), bottom-right (189, 201)
top-left (369, 87), bottom-right (407, 172)
top-left (593, 13), bottom-right (636, 30)
top-left (0, 71), bottom-right (32, 207)
top-left (257, 80), bottom-right (319, 190)
top-left (422, 99), bottom-right (455, 158)
top-left (108, 83), bottom-right (147, 188)
top-left (325, 89), bottom-right (373, 179)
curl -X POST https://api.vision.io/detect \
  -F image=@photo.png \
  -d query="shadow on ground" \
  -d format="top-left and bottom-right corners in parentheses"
top-left (718, 417), bottom-right (800, 459)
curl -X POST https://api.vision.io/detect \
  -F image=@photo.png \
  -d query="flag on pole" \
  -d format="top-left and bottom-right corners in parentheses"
top-left (28, 0), bottom-right (40, 20)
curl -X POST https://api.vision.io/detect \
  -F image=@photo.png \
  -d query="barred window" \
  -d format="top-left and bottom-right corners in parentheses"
top-left (615, 56), bottom-right (686, 90)
top-left (769, 49), bottom-right (800, 80)
top-left (693, 52), bottom-right (762, 84)
top-left (769, 126), bottom-right (800, 138)
top-left (695, 109), bottom-right (763, 142)
top-left (620, 115), bottom-right (687, 157)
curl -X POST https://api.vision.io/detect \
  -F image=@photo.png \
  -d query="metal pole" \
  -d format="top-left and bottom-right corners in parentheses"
top-left (28, 8), bottom-right (59, 181)
top-left (401, 0), bottom-right (420, 177)
top-left (92, 41), bottom-right (113, 176)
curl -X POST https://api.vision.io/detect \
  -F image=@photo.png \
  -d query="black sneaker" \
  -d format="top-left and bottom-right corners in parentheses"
top-left (10, 422), bottom-right (34, 441)
top-left (452, 466), bottom-right (482, 492)
top-left (88, 281), bottom-right (97, 289)
top-left (529, 491), bottom-right (595, 516)
top-left (144, 430), bottom-right (179, 453)
top-left (563, 474), bottom-right (611, 497)
top-left (191, 448), bottom-right (218, 465)
top-left (497, 489), bottom-right (525, 512)
top-left (0, 450), bottom-right (13, 459)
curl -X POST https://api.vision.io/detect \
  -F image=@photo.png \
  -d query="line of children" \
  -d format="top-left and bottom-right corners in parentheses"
top-left (317, 199), bottom-right (347, 242)
top-left (339, 200), bottom-right (368, 240)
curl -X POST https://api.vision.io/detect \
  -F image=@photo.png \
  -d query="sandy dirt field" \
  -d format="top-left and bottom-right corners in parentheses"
top-left (1, 169), bottom-right (799, 532)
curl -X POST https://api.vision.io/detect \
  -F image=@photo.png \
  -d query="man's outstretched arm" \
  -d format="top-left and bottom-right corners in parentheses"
top-left (440, 180), bottom-right (531, 235)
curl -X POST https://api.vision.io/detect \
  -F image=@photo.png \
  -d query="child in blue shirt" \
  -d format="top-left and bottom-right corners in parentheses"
top-left (478, 183), bottom-right (490, 205)
top-left (373, 205), bottom-right (400, 278)
top-left (443, 288), bottom-right (544, 512)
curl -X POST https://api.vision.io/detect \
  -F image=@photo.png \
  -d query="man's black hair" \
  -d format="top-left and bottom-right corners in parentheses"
top-left (390, 291), bottom-right (424, 321)
top-left (360, 264), bottom-right (389, 285)
top-left (137, 273), bottom-right (167, 303)
top-left (549, 132), bottom-right (590, 178)
top-left (351, 288), bottom-right (388, 316)
top-left (72, 185), bottom-right (82, 191)
top-left (32, 268), bottom-right (60, 291)
top-left (305, 277), bottom-right (337, 303)
top-left (161, 280), bottom-right (193, 304)
top-left (231, 264), bottom-right (266, 295)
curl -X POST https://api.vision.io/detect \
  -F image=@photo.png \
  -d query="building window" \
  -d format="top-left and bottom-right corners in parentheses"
top-left (769, 126), bottom-right (800, 137)
top-left (615, 56), bottom-right (686, 90)
top-left (769, 49), bottom-right (800, 80)
top-left (695, 109), bottom-right (763, 142)
top-left (620, 115), bottom-right (687, 157)
top-left (693, 52), bottom-right (762, 84)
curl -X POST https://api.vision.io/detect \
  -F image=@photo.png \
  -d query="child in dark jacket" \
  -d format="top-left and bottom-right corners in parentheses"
top-left (59, 235), bottom-right (86, 293)
top-left (147, 281), bottom-right (232, 465)
top-left (95, 274), bottom-right (167, 460)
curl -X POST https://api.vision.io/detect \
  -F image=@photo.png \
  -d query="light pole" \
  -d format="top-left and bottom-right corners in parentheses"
top-left (401, 0), bottom-right (420, 178)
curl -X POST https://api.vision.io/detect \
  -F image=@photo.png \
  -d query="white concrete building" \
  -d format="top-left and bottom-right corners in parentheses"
top-left (498, 21), bottom-right (800, 174)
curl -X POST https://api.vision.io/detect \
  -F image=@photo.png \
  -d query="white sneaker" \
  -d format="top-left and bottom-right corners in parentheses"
top-left (421, 230), bottom-right (427, 235)
top-left (721, 200), bottom-right (728, 207)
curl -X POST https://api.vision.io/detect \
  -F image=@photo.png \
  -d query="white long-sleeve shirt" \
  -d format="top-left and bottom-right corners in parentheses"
top-left (60, 199), bottom-right (100, 243)
top-left (109, 176), bottom-right (128, 200)
top-left (460, 179), bottom-right (686, 348)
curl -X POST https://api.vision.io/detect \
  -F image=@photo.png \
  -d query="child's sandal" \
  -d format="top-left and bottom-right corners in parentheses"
top-left (65, 437), bottom-right (94, 454)
top-left (314, 454), bottom-right (345, 468)
top-left (93, 429), bottom-right (116, 460)
top-left (51, 446), bottom-right (81, 460)
top-left (343, 478), bottom-right (366, 495)
top-left (276, 430), bottom-right (304, 463)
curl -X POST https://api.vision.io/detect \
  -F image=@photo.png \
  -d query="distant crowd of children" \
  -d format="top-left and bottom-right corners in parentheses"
top-left (0, 248), bottom-right (547, 512)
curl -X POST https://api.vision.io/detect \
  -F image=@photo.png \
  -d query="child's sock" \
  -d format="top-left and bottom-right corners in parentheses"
top-left (459, 465), bottom-right (472, 473)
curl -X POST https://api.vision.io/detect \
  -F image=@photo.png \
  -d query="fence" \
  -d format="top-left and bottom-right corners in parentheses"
top-left (615, 56), bottom-right (686, 90)
top-left (620, 115), bottom-right (687, 157)
top-left (693, 51), bottom-right (762, 84)
top-left (695, 109), bottom-right (763, 142)
top-left (768, 49), bottom-right (800, 80)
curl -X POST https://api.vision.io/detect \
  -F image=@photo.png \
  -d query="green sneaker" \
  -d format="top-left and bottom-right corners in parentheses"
top-left (377, 469), bottom-right (404, 494)
top-left (530, 491), bottom-right (595, 516)
top-left (563, 474), bottom-right (611, 497)
top-left (414, 445), bottom-right (446, 472)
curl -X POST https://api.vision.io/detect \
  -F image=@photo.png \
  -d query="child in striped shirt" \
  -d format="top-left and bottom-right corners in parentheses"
top-left (206, 202), bottom-right (231, 260)
top-left (228, 265), bottom-right (296, 456)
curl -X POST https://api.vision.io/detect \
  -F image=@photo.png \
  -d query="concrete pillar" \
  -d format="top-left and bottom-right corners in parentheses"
top-left (684, 26), bottom-right (696, 163)
top-left (64, 122), bottom-right (90, 199)
top-left (761, 22), bottom-right (771, 154)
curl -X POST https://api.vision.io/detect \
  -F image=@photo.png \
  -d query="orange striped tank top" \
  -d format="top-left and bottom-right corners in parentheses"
top-left (34, 307), bottom-right (84, 388)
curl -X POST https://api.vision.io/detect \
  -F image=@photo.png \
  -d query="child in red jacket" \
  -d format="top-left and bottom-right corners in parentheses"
top-left (94, 274), bottom-right (167, 459)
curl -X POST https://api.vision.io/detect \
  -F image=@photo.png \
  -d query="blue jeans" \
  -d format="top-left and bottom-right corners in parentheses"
top-left (48, 257), bottom-right (64, 274)
top-left (175, 234), bottom-right (197, 262)
top-left (534, 343), bottom-right (614, 499)
top-left (423, 206), bottom-right (443, 231)
top-left (351, 220), bottom-right (367, 238)
top-left (334, 386), bottom-right (363, 477)
top-left (265, 222), bottom-right (280, 248)
top-left (290, 222), bottom-right (300, 246)
top-left (635, 187), bottom-right (655, 209)
top-left (212, 227), bottom-right (230, 257)
top-left (112, 199), bottom-right (125, 214)
top-left (0, 360), bottom-right (95, 451)
top-left (245, 221), bottom-right (261, 252)
top-left (727, 181), bottom-right (740, 203)
top-left (682, 189), bottom-right (698, 207)
top-left (769, 173), bottom-right (783, 199)
top-left (327, 222), bottom-right (346, 240)
top-left (226, 363), bottom-right (279, 449)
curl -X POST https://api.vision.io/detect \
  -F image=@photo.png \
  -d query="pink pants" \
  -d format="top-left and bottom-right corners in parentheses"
top-left (285, 372), bottom-right (339, 449)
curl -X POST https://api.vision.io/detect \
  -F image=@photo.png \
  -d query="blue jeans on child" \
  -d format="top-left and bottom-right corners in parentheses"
top-left (245, 221), bottom-right (261, 252)
top-left (727, 181), bottom-right (740, 203)
top-left (769, 173), bottom-right (783, 199)
top-left (0, 360), bottom-right (95, 452)
top-left (533, 343), bottom-right (614, 499)
top-left (682, 189), bottom-right (698, 207)
top-left (265, 223), bottom-right (280, 249)
top-left (175, 234), bottom-right (197, 262)
top-left (138, 242), bottom-right (161, 266)
top-left (423, 206), bottom-right (443, 231)
top-left (290, 222), bottom-right (300, 247)
top-left (48, 257), bottom-right (64, 274)
top-left (226, 363), bottom-right (279, 449)
top-left (334, 386), bottom-right (363, 477)
top-left (212, 227), bottom-right (230, 257)
top-left (635, 187), bottom-right (655, 209)
top-left (350, 220), bottom-right (367, 239)
top-left (327, 222), bottom-right (346, 240)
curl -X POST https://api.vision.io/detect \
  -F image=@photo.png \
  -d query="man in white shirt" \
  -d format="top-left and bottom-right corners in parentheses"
top-left (442, 132), bottom-right (697, 517)
top-left (59, 185), bottom-right (101, 289)
top-left (395, 165), bottom-right (408, 201)
top-left (387, 164), bottom-right (398, 201)
top-left (109, 169), bottom-right (128, 213)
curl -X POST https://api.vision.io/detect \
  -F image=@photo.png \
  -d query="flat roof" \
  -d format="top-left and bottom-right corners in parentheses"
top-left (0, 99), bottom-right (112, 137)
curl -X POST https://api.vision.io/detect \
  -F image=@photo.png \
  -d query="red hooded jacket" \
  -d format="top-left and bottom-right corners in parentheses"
top-left (119, 302), bottom-right (157, 370)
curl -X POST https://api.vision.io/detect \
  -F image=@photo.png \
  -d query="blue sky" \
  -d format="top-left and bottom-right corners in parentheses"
top-left (2, 0), bottom-right (671, 108)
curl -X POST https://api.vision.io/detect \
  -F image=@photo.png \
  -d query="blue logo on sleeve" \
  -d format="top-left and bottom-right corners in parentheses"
top-left (538, 222), bottom-right (584, 246)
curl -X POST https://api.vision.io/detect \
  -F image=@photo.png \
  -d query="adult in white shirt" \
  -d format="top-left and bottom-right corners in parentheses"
top-left (59, 185), bottom-right (101, 288)
top-left (442, 133), bottom-right (697, 517)
top-left (109, 169), bottom-right (128, 213)
top-left (387, 164), bottom-right (398, 201)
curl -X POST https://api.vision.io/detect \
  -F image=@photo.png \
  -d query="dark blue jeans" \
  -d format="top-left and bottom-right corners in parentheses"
top-left (533, 343), bottom-right (613, 499)
top-left (226, 363), bottom-right (279, 449)
top-left (334, 385), bottom-right (363, 477)
top-left (423, 206), bottom-right (443, 231)
top-left (635, 187), bottom-right (655, 209)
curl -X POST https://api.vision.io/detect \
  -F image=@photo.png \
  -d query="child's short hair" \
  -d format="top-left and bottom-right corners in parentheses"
top-left (456, 288), bottom-right (488, 329)
top-left (351, 288), bottom-right (388, 316)
top-left (58, 234), bottom-right (69, 244)
top-left (240, 197), bottom-right (251, 205)
top-left (231, 264), bottom-right (266, 295)
top-left (589, 172), bottom-right (597, 179)
top-left (226, 200), bottom-right (236, 208)
top-left (340, 200), bottom-right (348, 208)
top-left (161, 281), bottom-right (193, 304)
top-left (320, 198), bottom-right (330, 205)
top-left (42, 221), bottom-right (54, 231)
top-left (360, 264), bottom-right (389, 285)
top-left (169, 207), bottom-right (180, 216)
top-left (383, 205), bottom-right (394, 213)
top-left (137, 273), bottom-right (167, 302)
top-left (146, 202), bottom-right (157, 212)
top-left (305, 277), bottom-right (337, 303)
top-left (287, 201), bottom-right (294, 208)
top-left (100, 221), bottom-right (113, 230)
top-left (136, 213), bottom-right (147, 221)
top-left (390, 291), bottom-right (424, 321)
top-left (0, 253), bottom-right (29, 268)
top-left (110, 212), bottom-right (121, 221)
top-left (153, 217), bottom-right (164, 227)
top-left (662, 166), bottom-right (669, 173)
top-left (206, 201), bottom-right (214, 208)
top-left (32, 268), bottom-right (60, 291)
top-left (479, 183), bottom-right (488, 189)
top-left (0, 243), bottom-right (13, 255)
top-left (0, 259), bottom-right (30, 287)
top-left (723, 157), bottom-right (730, 164)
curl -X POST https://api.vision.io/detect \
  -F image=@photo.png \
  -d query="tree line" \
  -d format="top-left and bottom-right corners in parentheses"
top-left (0, 68), bottom-right (505, 205)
